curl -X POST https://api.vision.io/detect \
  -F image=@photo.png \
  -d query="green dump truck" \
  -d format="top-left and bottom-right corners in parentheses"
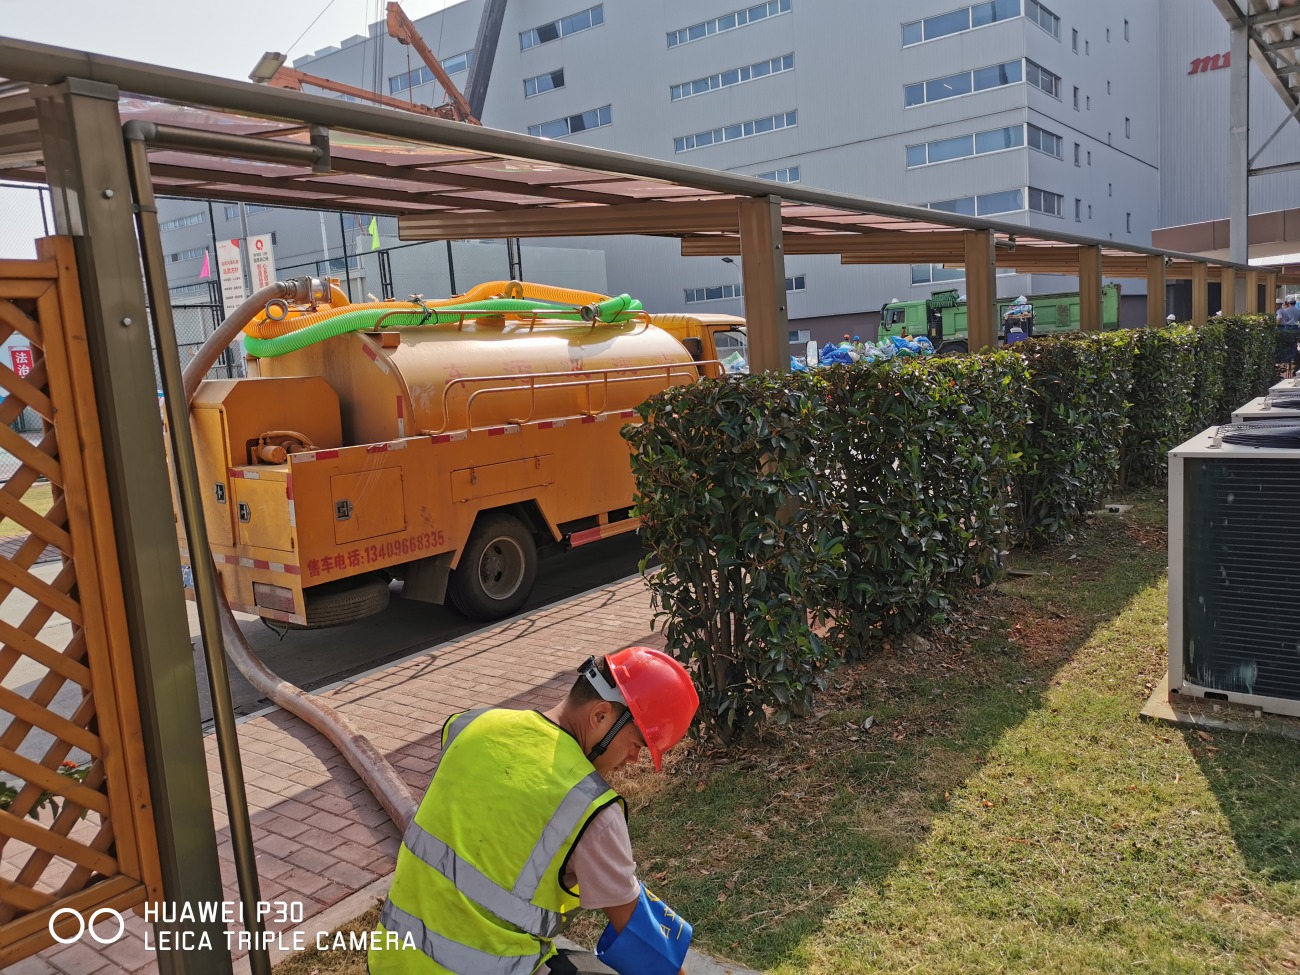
top-left (878, 284), bottom-right (1122, 353)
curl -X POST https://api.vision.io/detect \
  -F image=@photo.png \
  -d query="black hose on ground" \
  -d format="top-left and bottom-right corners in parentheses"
top-left (188, 279), bottom-right (418, 831)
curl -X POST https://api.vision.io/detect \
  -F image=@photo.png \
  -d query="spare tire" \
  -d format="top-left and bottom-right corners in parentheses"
top-left (289, 574), bottom-right (391, 629)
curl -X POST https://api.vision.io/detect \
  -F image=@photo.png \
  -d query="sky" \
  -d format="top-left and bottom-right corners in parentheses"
top-left (0, 0), bottom-right (462, 79)
top-left (0, 0), bottom-right (461, 257)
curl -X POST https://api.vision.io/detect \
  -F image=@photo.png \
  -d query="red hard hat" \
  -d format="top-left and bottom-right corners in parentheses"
top-left (607, 646), bottom-right (698, 771)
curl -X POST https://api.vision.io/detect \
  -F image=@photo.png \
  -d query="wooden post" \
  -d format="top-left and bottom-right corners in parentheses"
top-left (1221, 267), bottom-right (1237, 315)
top-left (737, 195), bottom-right (788, 373)
top-left (1244, 270), bottom-right (1260, 313)
top-left (964, 230), bottom-right (997, 351)
top-left (1078, 245), bottom-right (1102, 332)
top-left (1147, 255), bottom-right (1167, 326)
top-left (1191, 261), bottom-right (1209, 325)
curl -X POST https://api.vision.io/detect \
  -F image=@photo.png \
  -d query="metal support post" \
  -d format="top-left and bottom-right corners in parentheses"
top-left (1230, 21), bottom-right (1250, 309)
top-left (964, 230), bottom-right (997, 350)
top-left (33, 77), bottom-right (231, 975)
top-left (737, 195), bottom-right (788, 373)
top-left (1147, 256), bottom-right (1167, 326)
top-left (1191, 262), bottom-right (1209, 325)
top-left (1078, 245), bottom-right (1102, 332)
top-left (379, 248), bottom-right (394, 300)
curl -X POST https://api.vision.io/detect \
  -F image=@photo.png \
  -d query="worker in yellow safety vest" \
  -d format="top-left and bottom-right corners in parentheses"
top-left (369, 646), bottom-right (700, 975)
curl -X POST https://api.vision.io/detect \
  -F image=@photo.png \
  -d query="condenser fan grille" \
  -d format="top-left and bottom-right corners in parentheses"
top-left (1218, 422), bottom-right (1300, 448)
top-left (1183, 458), bottom-right (1300, 701)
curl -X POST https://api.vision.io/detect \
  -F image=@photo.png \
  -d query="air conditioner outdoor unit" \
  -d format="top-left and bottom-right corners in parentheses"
top-left (1271, 376), bottom-right (1300, 395)
top-left (1231, 390), bottom-right (1300, 423)
top-left (1168, 422), bottom-right (1300, 718)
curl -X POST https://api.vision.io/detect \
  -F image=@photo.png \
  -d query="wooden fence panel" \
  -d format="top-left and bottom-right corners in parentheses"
top-left (0, 238), bottom-right (161, 963)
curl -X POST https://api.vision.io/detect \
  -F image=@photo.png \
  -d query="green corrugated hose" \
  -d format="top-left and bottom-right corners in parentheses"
top-left (242, 295), bottom-right (643, 358)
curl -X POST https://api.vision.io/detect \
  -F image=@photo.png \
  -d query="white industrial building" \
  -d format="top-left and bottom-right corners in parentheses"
top-left (157, 0), bottom-right (1300, 347)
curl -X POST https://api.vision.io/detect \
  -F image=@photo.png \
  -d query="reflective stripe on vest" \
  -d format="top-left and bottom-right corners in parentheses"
top-left (513, 771), bottom-right (610, 898)
top-left (401, 818), bottom-right (564, 938)
top-left (381, 899), bottom-right (546, 975)
top-left (443, 708), bottom-right (491, 751)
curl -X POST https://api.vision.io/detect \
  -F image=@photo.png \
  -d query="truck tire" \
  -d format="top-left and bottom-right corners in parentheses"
top-left (938, 340), bottom-right (969, 356)
top-left (290, 575), bottom-right (391, 629)
top-left (448, 513), bottom-right (538, 621)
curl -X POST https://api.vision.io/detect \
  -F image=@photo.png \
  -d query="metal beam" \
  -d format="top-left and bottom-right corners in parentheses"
top-left (34, 77), bottom-right (230, 975)
top-left (1230, 20), bottom-right (1251, 311)
top-left (1192, 261), bottom-right (1209, 325)
top-left (1079, 245), bottom-right (1102, 332)
top-left (399, 199), bottom-right (746, 240)
top-left (1148, 255), bottom-right (1167, 325)
top-left (964, 230), bottom-right (997, 352)
top-left (737, 196), bottom-right (788, 374)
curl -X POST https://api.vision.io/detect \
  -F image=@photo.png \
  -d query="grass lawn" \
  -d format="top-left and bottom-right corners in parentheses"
top-left (0, 480), bottom-right (54, 539)
top-left (282, 490), bottom-right (1300, 974)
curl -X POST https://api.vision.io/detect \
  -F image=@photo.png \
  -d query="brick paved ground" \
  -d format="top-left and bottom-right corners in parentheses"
top-left (15, 575), bottom-right (660, 975)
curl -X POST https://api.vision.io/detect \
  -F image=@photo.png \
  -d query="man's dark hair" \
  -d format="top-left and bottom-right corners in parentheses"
top-left (568, 655), bottom-right (615, 706)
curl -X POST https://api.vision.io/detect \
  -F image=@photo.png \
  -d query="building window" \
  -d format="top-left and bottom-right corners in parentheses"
top-left (755, 166), bottom-right (800, 182)
top-left (1086, 95), bottom-right (1091, 109)
top-left (160, 213), bottom-right (204, 232)
top-left (223, 203), bottom-right (272, 219)
top-left (1125, 116), bottom-right (1131, 137)
top-left (1106, 27), bottom-right (1110, 41)
top-left (166, 247), bottom-right (206, 264)
top-left (1025, 60), bottom-right (1061, 97)
top-left (389, 51), bottom-right (473, 93)
top-left (902, 0), bottom-right (1020, 47)
top-left (528, 104), bottom-right (612, 138)
top-left (1088, 205), bottom-right (1092, 218)
top-left (684, 273), bottom-right (804, 303)
top-left (521, 5), bottom-right (604, 50)
top-left (1074, 142), bottom-right (1081, 166)
top-left (790, 328), bottom-right (812, 344)
top-left (1028, 187), bottom-right (1064, 217)
top-left (1027, 123), bottom-right (1062, 158)
top-left (1074, 198), bottom-right (1082, 222)
top-left (1126, 212), bottom-right (1132, 232)
top-left (668, 0), bottom-right (791, 48)
top-left (904, 58), bottom-right (1022, 107)
top-left (1107, 80), bottom-right (1111, 94)
top-left (670, 53), bottom-right (794, 101)
top-left (1026, 0), bottom-right (1060, 39)
top-left (906, 123), bottom-right (1024, 168)
top-left (1072, 86), bottom-right (1080, 109)
top-left (929, 188), bottom-right (1024, 216)
top-left (1108, 182), bottom-right (1112, 196)
top-left (524, 68), bottom-right (565, 97)
top-left (673, 110), bottom-right (797, 153)
top-left (911, 263), bottom-right (1015, 284)
top-left (1087, 151), bottom-right (1092, 164)
top-left (1072, 28), bottom-right (1078, 52)
top-left (1085, 39), bottom-right (1090, 53)
top-left (1124, 19), bottom-right (1130, 40)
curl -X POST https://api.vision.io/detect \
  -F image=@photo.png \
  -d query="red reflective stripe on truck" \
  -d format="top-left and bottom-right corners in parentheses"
top-left (367, 443), bottom-right (389, 454)
top-left (228, 469), bottom-right (261, 479)
top-left (537, 419), bottom-right (567, 430)
top-left (430, 431), bottom-right (467, 444)
top-left (487, 425), bottom-right (520, 436)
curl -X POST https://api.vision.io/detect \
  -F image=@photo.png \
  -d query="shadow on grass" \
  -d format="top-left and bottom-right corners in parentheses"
top-left (1183, 728), bottom-right (1300, 887)
top-left (612, 507), bottom-right (1174, 970)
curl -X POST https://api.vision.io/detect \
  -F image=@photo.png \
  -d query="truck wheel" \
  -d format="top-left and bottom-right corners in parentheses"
top-left (448, 513), bottom-right (538, 621)
top-left (290, 575), bottom-right (391, 629)
top-left (938, 340), bottom-right (969, 356)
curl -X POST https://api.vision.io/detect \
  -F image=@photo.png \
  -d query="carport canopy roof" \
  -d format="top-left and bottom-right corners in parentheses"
top-left (0, 37), bottom-right (1294, 285)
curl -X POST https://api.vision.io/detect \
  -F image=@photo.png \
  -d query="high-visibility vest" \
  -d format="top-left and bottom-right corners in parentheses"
top-left (369, 708), bottom-right (624, 975)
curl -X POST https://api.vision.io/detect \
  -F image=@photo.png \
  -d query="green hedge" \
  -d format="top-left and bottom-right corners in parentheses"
top-left (818, 353), bottom-right (1028, 652)
top-left (1009, 333), bottom-right (1133, 545)
top-left (625, 374), bottom-right (843, 741)
top-left (626, 316), bottom-right (1279, 743)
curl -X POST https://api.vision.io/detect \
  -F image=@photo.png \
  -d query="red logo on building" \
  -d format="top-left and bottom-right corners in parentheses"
top-left (1188, 51), bottom-right (1230, 75)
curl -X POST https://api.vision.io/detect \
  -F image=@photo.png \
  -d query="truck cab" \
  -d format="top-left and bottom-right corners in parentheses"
top-left (649, 313), bottom-right (749, 375)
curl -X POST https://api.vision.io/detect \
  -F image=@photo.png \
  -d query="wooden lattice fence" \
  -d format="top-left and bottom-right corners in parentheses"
top-left (0, 238), bottom-right (161, 963)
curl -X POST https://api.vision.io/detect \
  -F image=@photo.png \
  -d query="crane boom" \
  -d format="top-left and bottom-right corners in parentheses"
top-left (385, 1), bottom-right (479, 124)
top-left (465, 0), bottom-right (509, 122)
top-left (267, 66), bottom-right (454, 119)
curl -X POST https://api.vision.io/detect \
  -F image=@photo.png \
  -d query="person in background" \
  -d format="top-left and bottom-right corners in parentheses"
top-left (1280, 296), bottom-right (1300, 328)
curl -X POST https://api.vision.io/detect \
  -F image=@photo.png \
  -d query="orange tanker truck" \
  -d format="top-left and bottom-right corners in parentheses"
top-left (179, 281), bottom-right (747, 626)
